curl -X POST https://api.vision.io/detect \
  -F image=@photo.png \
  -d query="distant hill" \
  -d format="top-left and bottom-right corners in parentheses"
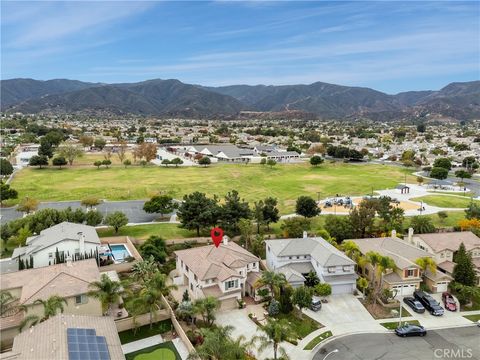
top-left (2, 77), bottom-right (479, 120)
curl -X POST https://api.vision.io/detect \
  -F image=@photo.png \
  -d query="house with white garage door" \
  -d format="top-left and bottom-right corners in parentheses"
top-left (350, 235), bottom-right (452, 296)
top-left (265, 234), bottom-right (357, 294)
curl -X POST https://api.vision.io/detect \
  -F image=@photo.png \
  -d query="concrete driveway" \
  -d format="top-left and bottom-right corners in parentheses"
top-left (303, 294), bottom-right (386, 334)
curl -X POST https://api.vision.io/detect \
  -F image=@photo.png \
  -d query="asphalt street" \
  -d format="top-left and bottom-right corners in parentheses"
top-left (313, 326), bottom-right (480, 360)
top-left (0, 200), bottom-right (170, 225)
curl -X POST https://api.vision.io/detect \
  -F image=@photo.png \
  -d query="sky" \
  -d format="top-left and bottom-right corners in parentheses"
top-left (1, 1), bottom-right (479, 94)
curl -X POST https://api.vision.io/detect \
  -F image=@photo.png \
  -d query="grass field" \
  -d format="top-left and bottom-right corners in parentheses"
top-left (410, 195), bottom-right (479, 209)
top-left (380, 320), bottom-right (421, 330)
top-left (11, 162), bottom-right (414, 213)
top-left (97, 223), bottom-right (196, 240)
top-left (303, 330), bottom-right (333, 350)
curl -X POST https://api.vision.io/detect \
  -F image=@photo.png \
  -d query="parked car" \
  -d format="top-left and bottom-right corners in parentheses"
top-left (403, 297), bottom-right (425, 313)
top-left (310, 296), bottom-right (322, 311)
top-left (414, 290), bottom-right (444, 316)
top-left (395, 324), bottom-right (427, 337)
top-left (442, 292), bottom-right (457, 312)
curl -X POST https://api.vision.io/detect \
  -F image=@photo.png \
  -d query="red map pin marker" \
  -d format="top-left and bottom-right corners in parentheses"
top-left (210, 227), bottom-right (224, 248)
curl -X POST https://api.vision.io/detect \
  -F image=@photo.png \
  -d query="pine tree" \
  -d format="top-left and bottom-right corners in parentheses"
top-left (452, 243), bottom-right (476, 286)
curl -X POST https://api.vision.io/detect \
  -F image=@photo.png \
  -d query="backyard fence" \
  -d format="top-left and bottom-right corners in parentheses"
top-left (114, 309), bottom-right (170, 332)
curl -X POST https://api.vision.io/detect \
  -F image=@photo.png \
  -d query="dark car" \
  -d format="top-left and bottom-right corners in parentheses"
top-left (442, 292), bottom-right (457, 312)
top-left (403, 297), bottom-right (425, 313)
top-left (414, 290), bottom-right (444, 316)
top-left (395, 324), bottom-right (427, 337)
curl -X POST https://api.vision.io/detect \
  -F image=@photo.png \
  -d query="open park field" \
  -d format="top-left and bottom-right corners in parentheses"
top-left (410, 195), bottom-right (479, 208)
top-left (10, 162), bottom-right (415, 213)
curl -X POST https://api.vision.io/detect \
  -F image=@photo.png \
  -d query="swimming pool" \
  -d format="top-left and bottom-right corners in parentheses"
top-left (110, 244), bottom-right (131, 262)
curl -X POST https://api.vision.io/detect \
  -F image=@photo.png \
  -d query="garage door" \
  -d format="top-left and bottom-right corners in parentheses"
top-left (392, 284), bottom-right (416, 296)
top-left (331, 284), bottom-right (353, 295)
top-left (436, 282), bottom-right (448, 293)
top-left (220, 297), bottom-right (238, 310)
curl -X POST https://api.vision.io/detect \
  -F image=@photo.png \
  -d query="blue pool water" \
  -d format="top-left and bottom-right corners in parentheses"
top-left (110, 244), bottom-right (131, 261)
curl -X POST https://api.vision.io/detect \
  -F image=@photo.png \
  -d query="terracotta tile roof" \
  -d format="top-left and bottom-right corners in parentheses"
top-left (414, 231), bottom-right (480, 252)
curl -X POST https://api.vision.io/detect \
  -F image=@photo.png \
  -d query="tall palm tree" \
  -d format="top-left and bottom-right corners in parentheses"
top-left (131, 256), bottom-right (159, 283)
top-left (342, 240), bottom-right (361, 260)
top-left (193, 296), bottom-right (220, 327)
top-left (365, 251), bottom-right (382, 288)
top-left (375, 255), bottom-right (397, 303)
top-left (88, 274), bottom-right (124, 315)
top-left (415, 257), bottom-right (437, 276)
top-left (255, 270), bottom-right (287, 299)
top-left (251, 319), bottom-right (293, 360)
top-left (19, 295), bottom-right (67, 331)
top-left (129, 287), bottom-right (163, 329)
top-left (147, 271), bottom-right (177, 296)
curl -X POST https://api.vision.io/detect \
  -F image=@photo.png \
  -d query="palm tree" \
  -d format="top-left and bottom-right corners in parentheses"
top-left (365, 251), bottom-right (382, 288)
top-left (451, 283), bottom-right (480, 305)
top-left (131, 256), bottom-right (159, 283)
top-left (415, 257), bottom-right (437, 276)
top-left (341, 240), bottom-right (361, 260)
top-left (0, 290), bottom-right (17, 316)
top-left (19, 295), bottom-right (67, 331)
top-left (357, 277), bottom-right (369, 297)
top-left (147, 271), bottom-right (177, 296)
top-left (251, 319), bottom-right (293, 360)
top-left (255, 270), bottom-right (287, 300)
top-left (193, 296), bottom-right (220, 327)
top-left (88, 274), bottom-right (124, 315)
top-left (129, 287), bottom-right (163, 329)
top-left (374, 255), bottom-right (397, 303)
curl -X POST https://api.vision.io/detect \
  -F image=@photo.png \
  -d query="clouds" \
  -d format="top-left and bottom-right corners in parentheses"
top-left (1, 1), bottom-right (478, 93)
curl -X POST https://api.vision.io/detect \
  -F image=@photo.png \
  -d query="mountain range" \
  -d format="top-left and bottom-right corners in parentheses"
top-left (1, 78), bottom-right (479, 120)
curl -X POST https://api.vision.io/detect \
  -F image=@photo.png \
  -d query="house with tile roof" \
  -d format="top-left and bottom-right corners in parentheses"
top-left (0, 259), bottom-right (102, 349)
top-left (351, 234), bottom-right (452, 296)
top-left (173, 237), bottom-right (261, 309)
top-left (11, 222), bottom-right (100, 271)
top-left (265, 234), bottom-right (357, 294)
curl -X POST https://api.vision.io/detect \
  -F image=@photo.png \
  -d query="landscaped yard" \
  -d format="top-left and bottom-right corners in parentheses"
top-left (303, 330), bottom-right (333, 350)
top-left (10, 162), bottom-right (415, 213)
top-left (125, 342), bottom-right (181, 360)
top-left (361, 301), bottom-right (412, 320)
top-left (274, 309), bottom-right (322, 339)
top-left (380, 320), bottom-right (421, 330)
top-left (463, 314), bottom-right (480, 322)
top-left (119, 319), bottom-right (173, 344)
top-left (410, 195), bottom-right (479, 209)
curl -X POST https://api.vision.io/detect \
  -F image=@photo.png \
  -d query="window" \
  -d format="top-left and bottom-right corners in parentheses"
top-left (289, 256), bottom-right (292, 260)
top-left (440, 252), bottom-right (445, 258)
top-left (75, 295), bottom-right (87, 305)
top-left (194, 274), bottom-right (198, 281)
top-left (225, 279), bottom-right (238, 291)
top-left (343, 265), bottom-right (350, 272)
top-left (186, 265), bottom-right (189, 272)
top-left (328, 267), bottom-right (336, 273)
top-left (48, 253), bottom-right (53, 259)
top-left (406, 269), bottom-right (416, 277)
top-left (296, 256), bottom-right (300, 259)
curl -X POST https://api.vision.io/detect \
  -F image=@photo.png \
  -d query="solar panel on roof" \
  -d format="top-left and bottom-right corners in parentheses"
top-left (67, 328), bottom-right (110, 360)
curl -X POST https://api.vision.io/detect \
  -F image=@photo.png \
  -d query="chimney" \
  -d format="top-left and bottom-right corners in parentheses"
top-left (303, 231), bottom-right (308, 239)
top-left (66, 255), bottom-right (73, 267)
top-left (222, 235), bottom-right (229, 245)
top-left (408, 227), bottom-right (414, 244)
top-left (391, 229), bottom-right (397, 238)
top-left (78, 232), bottom-right (85, 254)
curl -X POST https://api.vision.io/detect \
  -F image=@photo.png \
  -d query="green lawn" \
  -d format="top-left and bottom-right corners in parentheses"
top-left (125, 342), bottom-right (181, 360)
top-left (410, 195), bottom-right (479, 209)
top-left (97, 223), bottom-right (196, 240)
top-left (405, 210), bottom-right (466, 229)
top-left (380, 320), bottom-right (421, 330)
top-left (274, 309), bottom-right (322, 339)
top-left (119, 319), bottom-right (173, 344)
top-left (10, 162), bottom-right (414, 214)
top-left (463, 314), bottom-right (480, 322)
top-left (303, 330), bottom-right (333, 350)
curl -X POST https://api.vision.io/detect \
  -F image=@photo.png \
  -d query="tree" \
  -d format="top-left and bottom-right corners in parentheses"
top-left (79, 135), bottom-right (94, 148)
top-left (17, 197), bottom-right (39, 215)
top-left (465, 202), bottom-right (480, 220)
top-left (238, 218), bottom-right (254, 250)
top-left (260, 158), bottom-right (266, 165)
top-left (430, 167), bottom-right (449, 180)
top-left (88, 274), bottom-right (124, 315)
top-left (252, 319), bottom-right (293, 360)
top-left (253, 201), bottom-right (265, 234)
top-left (278, 285), bottom-right (293, 314)
top-left (128, 286), bottom-right (163, 329)
top-left (136, 143), bottom-right (157, 163)
top-left (409, 216), bottom-right (435, 234)
top-left (220, 190), bottom-right (251, 234)
top-left (341, 240), bottom-right (361, 260)
top-left (177, 192), bottom-right (220, 236)
top-left (433, 157), bottom-right (452, 170)
top-left (139, 236), bottom-right (168, 263)
top-left (194, 296), bottom-right (220, 327)
top-left (452, 243), bottom-right (476, 286)
top-left (0, 182), bottom-right (18, 204)
top-left (292, 286), bottom-right (313, 316)
top-left (349, 203), bottom-right (376, 238)
top-left (415, 257), bottom-right (437, 279)
top-left (304, 271), bottom-right (320, 287)
top-left (56, 143), bottom-right (84, 165)
top-left (143, 195), bottom-right (176, 218)
top-left (280, 216), bottom-right (311, 238)
top-left (102, 159), bottom-right (111, 168)
top-left (417, 176), bottom-right (424, 186)
top-left (296, 196), bottom-right (320, 218)
top-left (0, 159), bottom-right (14, 176)
top-left (105, 211), bottom-right (128, 234)
top-left (94, 138), bottom-right (107, 150)
top-left (123, 159), bottom-right (132, 168)
top-left (263, 197), bottom-right (280, 230)
top-left (324, 215), bottom-right (354, 242)
top-left (450, 283), bottom-right (480, 305)
top-left (437, 211), bottom-right (448, 224)
top-left (131, 256), bottom-right (159, 283)
top-left (85, 210), bottom-right (103, 226)
top-left (417, 123), bottom-right (426, 133)
top-left (29, 155), bottom-right (49, 168)
top-left (266, 159), bottom-right (277, 168)
top-left (314, 283), bottom-right (332, 298)
top-left (117, 140), bottom-right (128, 163)
top-left (198, 156), bottom-right (211, 167)
top-left (310, 155), bottom-right (324, 167)
top-left (52, 156), bottom-right (67, 169)
top-left (94, 160), bottom-right (102, 169)
top-left (455, 170), bottom-right (471, 180)
top-left (19, 295), bottom-right (67, 331)
top-left (182, 290), bottom-right (190, 302)
top-left (161, 159), bottom-right (171, 167)
top-left (255, 270), bottom-right (287, 300)
top-left (170, 157), bottom-right (184, 167)
top-left (38, 138), bottom-right (54, 158)
top-left (268, 299), bottom-right (280, 316)
top-left (81, 197), bottom-right (100, 209)
top-left (357, 277), bottom-right (369, 296)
